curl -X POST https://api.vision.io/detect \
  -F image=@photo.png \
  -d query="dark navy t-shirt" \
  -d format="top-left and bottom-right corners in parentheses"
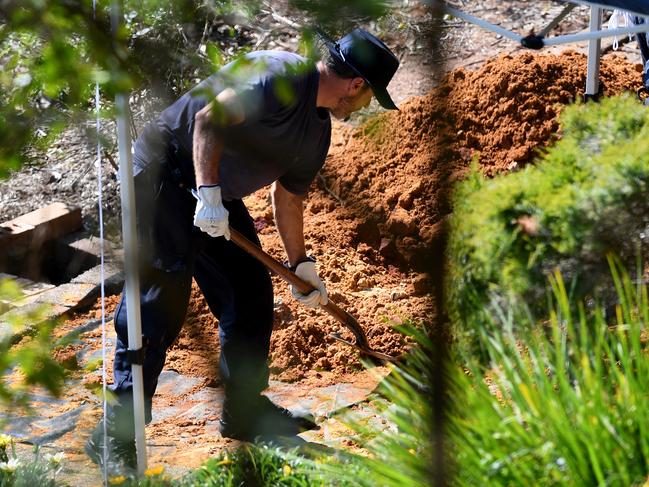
top-left (141, 51), bottom-right (331, 200)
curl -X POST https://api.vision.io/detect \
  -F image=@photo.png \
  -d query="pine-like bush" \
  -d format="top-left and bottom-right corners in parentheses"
top-left (448, 94), bottom-right (649, 355)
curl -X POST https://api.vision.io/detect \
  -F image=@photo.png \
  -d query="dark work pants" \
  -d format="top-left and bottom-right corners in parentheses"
top-left (108, 162), bottom-right (274, 430)
top-left (634, 16), bottom-right (649, 89)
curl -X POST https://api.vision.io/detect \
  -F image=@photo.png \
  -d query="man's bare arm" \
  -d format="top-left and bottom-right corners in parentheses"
top-left (271, 181), bottom-right (307, 266)
top-left (193, 87), bottom-right (245, 187)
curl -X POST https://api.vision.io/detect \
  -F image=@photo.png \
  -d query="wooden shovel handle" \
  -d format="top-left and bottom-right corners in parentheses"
top-left (228, 228), bottom-right (370, 350)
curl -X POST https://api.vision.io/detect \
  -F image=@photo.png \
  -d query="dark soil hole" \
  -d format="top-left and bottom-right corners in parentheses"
top-left (2, 239), bottom-right (98, 285)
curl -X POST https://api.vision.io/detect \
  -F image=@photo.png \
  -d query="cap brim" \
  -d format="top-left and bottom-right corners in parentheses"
top-left (324, 39), bottom-right (398, 111)
top-left (370, 85), bottom-right (398, 110)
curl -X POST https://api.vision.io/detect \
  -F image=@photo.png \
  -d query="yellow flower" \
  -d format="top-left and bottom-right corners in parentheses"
top-left (283, 464), bottom-right (292, 476)
top-left (145, 465), bottom-right (165, 477)
top-left (408, 449), bottom-right (416, 455)
top-left (44, 452), bottom-right (66, 465)
top-left (108, 475), bottom-right (126, 485)
top-left (217, 456), bottom-right (233, 466)
top-left (0, 435), bottom-right (13, 448)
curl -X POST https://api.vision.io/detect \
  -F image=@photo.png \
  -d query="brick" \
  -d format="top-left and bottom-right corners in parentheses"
top-left (63, 234), bottom-right (121, 259)
top-left (0, 272), bottom-right (55, 309)
top-left (0, 202), bottom-right (82, 257)
top-left (71, 263), bottom-right (124, 295)
top-left (13, 282), bottom-right (97, 310)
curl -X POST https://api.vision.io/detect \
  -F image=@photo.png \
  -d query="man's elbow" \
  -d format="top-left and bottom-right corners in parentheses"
top-left (271, 181), bottom-right (283, 205)
top-left (194, 106), bottom-right (213, 134)
top-left (272, 182), bottom-right (304, 208)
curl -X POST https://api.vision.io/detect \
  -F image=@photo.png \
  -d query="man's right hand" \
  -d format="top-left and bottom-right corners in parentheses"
top-left (192, 185), bottom-right (230, 239)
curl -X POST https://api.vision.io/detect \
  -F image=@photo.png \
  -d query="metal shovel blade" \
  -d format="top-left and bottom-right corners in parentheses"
top-left (228, 227), bottom-right (399, 364)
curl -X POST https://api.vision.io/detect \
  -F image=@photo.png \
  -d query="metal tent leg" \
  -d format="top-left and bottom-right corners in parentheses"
top-left (585, 6), bottom-right (602, 101)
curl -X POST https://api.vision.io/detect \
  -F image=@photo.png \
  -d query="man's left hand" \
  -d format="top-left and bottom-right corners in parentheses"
top-left (291, 259), bottom-right (328, 308)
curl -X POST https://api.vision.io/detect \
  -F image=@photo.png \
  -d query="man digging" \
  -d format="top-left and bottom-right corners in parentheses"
top-left (86, 28), bottom-right (399, 470)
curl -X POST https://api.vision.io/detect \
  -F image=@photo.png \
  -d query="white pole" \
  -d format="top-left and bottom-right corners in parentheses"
top-left (111, 1), bottom-right (148, 476)
top-left (585, 6), bottom-right (602, 98)
top-left (542, 22), bottom-right (649, 46)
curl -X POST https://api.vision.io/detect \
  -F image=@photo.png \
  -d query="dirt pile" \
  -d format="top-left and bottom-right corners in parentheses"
top-left (446, 51), bottom-right (642, 173)
top-left (322, 51), bottom-right (642, 269)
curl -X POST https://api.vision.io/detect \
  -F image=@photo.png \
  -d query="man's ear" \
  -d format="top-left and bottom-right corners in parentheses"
top-left (348, 77), bottom-right (366, 96)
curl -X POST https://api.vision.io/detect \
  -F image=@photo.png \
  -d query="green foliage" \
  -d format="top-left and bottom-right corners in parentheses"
top-left (0, 0), bottom-right (395, 177)
top-left (105, 445), bottom-right (332, 486)
top-left (121, 0), bottom-right (261, 99)
top-left (448, 94), bottom-right (649, 354)
top-left (177, 445), bottom-right (325, 487)
top-left (0, 0), bottom-right (263, 176)
top-left (289, 0), bottom-right (390, 34)
top-left (0, 439), bottom-right (65, 487)
top-left (0, 279), bottom-right (66, 409)
top-left (0, 0), bottom-right (130, 176)
top-left (450, 261), bottom-right (649, 486)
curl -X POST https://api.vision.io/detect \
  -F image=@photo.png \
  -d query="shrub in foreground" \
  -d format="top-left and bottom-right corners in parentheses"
top-left (448, 94), bottom-right (649, 354)
top-left (306, 325), bottom-right (436, 487)
top-left (450, 261), bottom-right (649, 486)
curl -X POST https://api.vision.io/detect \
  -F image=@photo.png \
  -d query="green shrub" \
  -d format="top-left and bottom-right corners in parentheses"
top-left (176, 445), bottom-right (326, 487)
top-left (450, 260), bottom-right (649, 486)
top-left (448, 94), bottom-right (649, 355)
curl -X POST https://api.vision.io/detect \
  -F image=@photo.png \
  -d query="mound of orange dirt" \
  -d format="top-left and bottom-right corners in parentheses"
top-left (67, 51), bottom-right (643, 385)
top-left (321, 51), bottom-right (642, 270)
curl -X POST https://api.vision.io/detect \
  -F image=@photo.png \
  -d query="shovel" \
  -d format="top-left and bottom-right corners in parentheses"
top-left (229, 227), bottom-right (398, 364)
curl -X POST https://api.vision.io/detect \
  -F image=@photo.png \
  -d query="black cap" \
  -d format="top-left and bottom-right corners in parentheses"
top-left (324, 28), bottom-right (399, 110)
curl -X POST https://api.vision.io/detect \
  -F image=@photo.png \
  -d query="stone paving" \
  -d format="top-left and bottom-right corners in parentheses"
top-left (0, 233), bottom-right (390, 484)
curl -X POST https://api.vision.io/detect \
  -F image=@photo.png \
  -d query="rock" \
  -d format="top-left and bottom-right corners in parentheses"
top-left (356, 277), bottom-right (373, 289)
top-left (397, 193), bottom-right (412, 210)
top-left (356, 242), bottom-right (374, 256)
top-left (332, 351), bottom-right (348, 365)
top-left (390, 290), bottom-right (406, 301)
top-left (387, 207), bottom-right (416, 237)
top-left (379, 238), bottom-right (399, 260)
top-left (419, 219), bottom-right (445, 245)
top-left (397, 181), bottom-right (423, 210)
top-left (354, 220), bottom-right (380, 246)
top-left (328, 271), bottom-right (341, 283)
top-left (411, 273), bottom-right (430, 296)
top-left (315, 357), bottom-right (330, 369)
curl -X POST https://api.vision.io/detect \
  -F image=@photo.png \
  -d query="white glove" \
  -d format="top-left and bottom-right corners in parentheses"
top-left (291, 259), bottom-right (328, 308)
top-left (192, 185), bottom-right (230, 240)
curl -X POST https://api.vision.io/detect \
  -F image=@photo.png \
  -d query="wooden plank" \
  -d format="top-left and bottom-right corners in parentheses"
top-left (0, 202), bottom-right (82, 256)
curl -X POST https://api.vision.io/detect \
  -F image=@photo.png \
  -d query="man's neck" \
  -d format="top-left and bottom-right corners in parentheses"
top-left (316, 61), bottom-right (339, 109)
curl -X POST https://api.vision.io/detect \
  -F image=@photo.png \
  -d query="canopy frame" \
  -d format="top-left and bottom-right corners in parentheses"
top-left (436, 1), bottom-right (649, 99)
